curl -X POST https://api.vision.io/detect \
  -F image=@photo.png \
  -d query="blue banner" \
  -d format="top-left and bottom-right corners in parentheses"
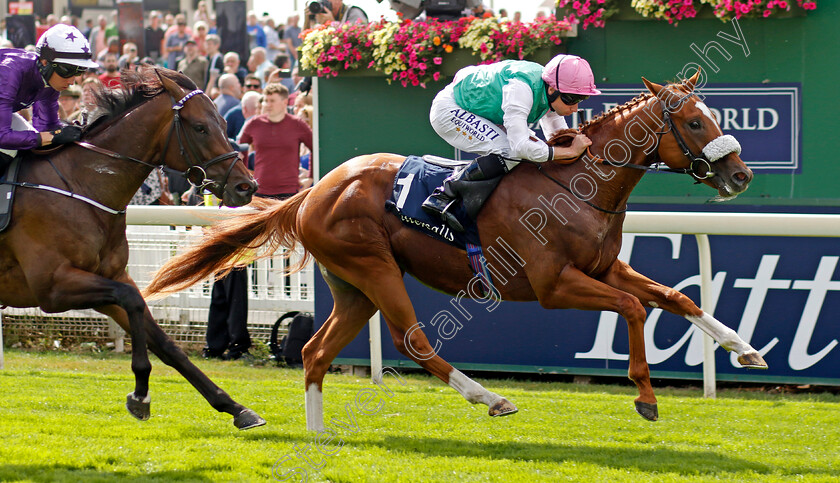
top-left (571, 84), bottom-right (802, 173)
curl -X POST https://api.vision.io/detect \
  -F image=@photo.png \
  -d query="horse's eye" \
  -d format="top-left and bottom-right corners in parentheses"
top-left (194, 124), bottom-right (208, 134)
top-left (688, 120), bottom-right (702, 130)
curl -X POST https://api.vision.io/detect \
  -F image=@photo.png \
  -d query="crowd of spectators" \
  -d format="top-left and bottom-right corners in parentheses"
top-left (1, 0), bottom-right (505, 360)
top-left (1, 7), bottom-right (321, 202)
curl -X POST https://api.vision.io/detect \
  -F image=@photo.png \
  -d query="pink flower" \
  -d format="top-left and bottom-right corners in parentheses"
top-left (433, 72), bottom-right (441, 81)
top-left (433, 57), bottom-right (443, 65)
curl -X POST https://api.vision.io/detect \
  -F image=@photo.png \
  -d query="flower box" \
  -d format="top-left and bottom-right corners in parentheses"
top-left (298, 15), bottom-right (573, 87)
top-left (556, 0), bottom-right (814, 27)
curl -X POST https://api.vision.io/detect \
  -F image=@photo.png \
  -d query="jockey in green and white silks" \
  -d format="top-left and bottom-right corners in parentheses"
top-left (423, 54), bottom-right (601, 232)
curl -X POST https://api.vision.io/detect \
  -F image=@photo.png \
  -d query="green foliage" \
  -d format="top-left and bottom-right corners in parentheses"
top-left (0, 350), bottom-right (837, 482)
top-left (246, 339), bottom-right (273, 367)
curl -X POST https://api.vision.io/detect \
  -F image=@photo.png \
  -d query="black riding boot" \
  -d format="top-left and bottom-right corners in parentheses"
top-left (421, 154), bottom-right (508, 232)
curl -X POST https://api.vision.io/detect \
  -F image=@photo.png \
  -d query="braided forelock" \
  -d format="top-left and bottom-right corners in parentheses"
top-left (578, 92), bottom-right (653, 133)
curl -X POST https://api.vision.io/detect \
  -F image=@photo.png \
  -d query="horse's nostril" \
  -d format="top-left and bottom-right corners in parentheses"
top-left (734, 171), bottom-right (748, 184)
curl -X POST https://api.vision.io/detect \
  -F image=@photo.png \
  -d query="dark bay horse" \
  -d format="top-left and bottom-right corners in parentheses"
top-left (145, 71), bottom-right (767, 430)
top-left (1, 67), bottom-right (265, 429)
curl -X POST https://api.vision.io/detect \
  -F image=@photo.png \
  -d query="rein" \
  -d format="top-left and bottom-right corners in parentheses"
top-left (17, 89), bottom-right (239, 215)
top-left (3, 179), bottom-right (126, 215)
top-left (534, 163), bottom-right (628, 215)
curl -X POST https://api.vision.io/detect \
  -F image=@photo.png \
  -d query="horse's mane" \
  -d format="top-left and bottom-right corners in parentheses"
top-left (576, 81), bottom-right (694, 135)
top-left (88, 67), bottom-right (198, 128)
top-left (577, 92), bottom-right (652, 134)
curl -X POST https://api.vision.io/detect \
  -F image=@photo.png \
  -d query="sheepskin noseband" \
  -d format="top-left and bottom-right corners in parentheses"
top-left (702, 134), bottom-right (741, 162)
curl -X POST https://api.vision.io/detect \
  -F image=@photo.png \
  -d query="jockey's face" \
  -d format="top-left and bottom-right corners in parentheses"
top-left (41, 60), bottom-right (78, 92)
top-left (49, 72), bottom-right (76, 92)
top-left (48, 72), bottom-right (76, 92)
top-left (547, 86), bottom-right (579, 116)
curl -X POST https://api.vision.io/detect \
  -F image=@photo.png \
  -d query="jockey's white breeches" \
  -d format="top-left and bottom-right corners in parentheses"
top-left (429, 83), bottom-right (522, 171)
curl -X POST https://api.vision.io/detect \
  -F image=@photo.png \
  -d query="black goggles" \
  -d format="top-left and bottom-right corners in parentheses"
top-left (53, 63), bottom-right (86, 78)
top-left (559, 92), bottom-right (589, 105)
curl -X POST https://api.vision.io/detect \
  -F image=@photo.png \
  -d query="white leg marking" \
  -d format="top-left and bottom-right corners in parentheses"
top-left (685, 311), bottom-right (754, 355)
top-left (128, 392), bottom-right (151, 404)
top-left (448, 369), bottom-right (502, 407)
top-left (305, 382), bottom-right (325, 432)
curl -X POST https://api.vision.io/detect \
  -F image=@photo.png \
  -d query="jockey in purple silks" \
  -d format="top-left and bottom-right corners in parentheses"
top-left (0, 24), bottom-right (99, 166)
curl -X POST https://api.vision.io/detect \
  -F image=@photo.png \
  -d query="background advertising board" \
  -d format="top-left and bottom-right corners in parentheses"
top-left (317, 232), bottom-right (840, 384)
top-left (570, 84), bottom-right (802, 173)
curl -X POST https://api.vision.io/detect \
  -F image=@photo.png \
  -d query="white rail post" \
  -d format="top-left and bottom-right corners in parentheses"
top-left (695, 234), bottom-right (716, 398)
top-left (369, 311), bottom-right (383, 380)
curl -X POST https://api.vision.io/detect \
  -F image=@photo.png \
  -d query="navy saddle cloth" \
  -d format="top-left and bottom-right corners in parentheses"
top-left (385, 155), bottom-right (480, 248)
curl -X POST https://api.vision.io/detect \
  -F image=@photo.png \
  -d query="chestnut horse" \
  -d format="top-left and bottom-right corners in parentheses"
top-left (0, 67), bottom-right (265, 429)
top-left (145, 72), bottom-right (767, 430)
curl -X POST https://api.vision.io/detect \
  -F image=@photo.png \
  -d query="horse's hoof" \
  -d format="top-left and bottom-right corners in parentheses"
top-left (234, 408), bottom-right (266, 430)
top-left (126, 393), bottom-right (151, 421)
top-left (489, 398), bottom-right (518, 417)
top-left (635, 401), bottom-right (658, 421)
top-left (738, 351), bottom-right (768, 369)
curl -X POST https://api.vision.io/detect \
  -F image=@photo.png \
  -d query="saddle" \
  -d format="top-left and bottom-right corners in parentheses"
top-left (0, 154), bottom-right (22, 231)
top-left (387, 155), bottom-right (478, 247)
top-left (387, 155), bottom-right (498, 296)
top-left (421, 155), bottom-right (504, 221)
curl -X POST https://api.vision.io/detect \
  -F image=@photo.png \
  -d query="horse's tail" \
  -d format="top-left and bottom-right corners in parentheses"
top-left (143, 191), bottom-right (311, 299)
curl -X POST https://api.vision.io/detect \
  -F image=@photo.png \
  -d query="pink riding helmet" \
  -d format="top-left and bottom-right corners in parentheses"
top-left (541, 54), bottom-right (601, 96)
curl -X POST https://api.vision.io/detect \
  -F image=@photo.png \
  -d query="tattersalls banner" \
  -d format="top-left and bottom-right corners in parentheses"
top-left (318, 232), bottom-right (840, 384)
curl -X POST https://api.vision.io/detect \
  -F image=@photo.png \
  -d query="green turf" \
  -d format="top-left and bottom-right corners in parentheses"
top-left (0, 350), bottom-right (838, 482)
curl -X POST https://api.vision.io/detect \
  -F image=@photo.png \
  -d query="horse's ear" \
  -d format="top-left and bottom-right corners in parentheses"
top-left (642, 77), bottom-right (664, 97)
top-left (155, 67), bottom-right (184, 97)
top-left (683, 66), bottom-right (702, 90)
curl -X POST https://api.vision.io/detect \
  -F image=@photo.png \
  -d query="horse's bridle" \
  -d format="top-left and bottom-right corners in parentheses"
top-left (76, 89), bottom-right (240, 193)
top-left (7, 89), bottom-right (241, 215)
top-left (160, 89), bottom-right (240, 191)
top-left (535, 92), bottom-right (741, 215)
top-left (598, 94), bottom-right (732, 181)
top-left (658, 97), bottom-right (713, 180)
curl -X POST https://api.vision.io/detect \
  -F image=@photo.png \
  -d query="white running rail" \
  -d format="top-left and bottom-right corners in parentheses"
top-left (3, 207), bottom-right (840, 400)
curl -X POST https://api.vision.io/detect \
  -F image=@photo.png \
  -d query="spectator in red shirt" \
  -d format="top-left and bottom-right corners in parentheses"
top-left (239, 83), bottom-right (312, 199)
top-left (98, 52), bottom-right (121, 88)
